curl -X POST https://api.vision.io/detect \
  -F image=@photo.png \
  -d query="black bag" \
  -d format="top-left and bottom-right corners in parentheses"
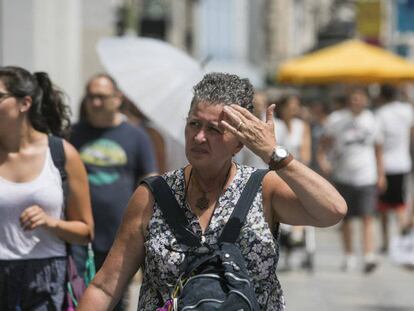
top-left (143, 169), bottom-right (267, 311)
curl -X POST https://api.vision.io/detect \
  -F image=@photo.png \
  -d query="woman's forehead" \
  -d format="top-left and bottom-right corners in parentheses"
top-left (189, 101), bottom-right (224, 119)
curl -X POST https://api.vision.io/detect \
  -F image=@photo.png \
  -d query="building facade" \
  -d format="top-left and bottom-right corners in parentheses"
top-left (1, 0), bottom-right (413, 116)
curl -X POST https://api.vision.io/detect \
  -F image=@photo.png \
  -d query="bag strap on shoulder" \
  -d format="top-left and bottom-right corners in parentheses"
top-left (218, 169), bottom-right (268, 244)
top-left (141, 176), bottom-right (201, 247)
top-left (142, 168), bottom-right (268, 247)
top-left (48, 135), bottom-right (73, 256)
top-left (48, 135), bottom-right (68, 201)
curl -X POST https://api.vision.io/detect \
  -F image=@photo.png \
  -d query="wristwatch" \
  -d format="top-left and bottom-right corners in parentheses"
top-left (268, 145), bottom-right (294, 171)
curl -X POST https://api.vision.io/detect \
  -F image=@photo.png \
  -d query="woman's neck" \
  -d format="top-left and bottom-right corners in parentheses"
top-left (0, 120), bottom-right (43, 153)
top-left (191, 161), bottom-right (234, 190)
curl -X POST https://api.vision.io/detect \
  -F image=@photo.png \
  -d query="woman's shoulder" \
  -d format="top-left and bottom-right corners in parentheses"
top-left (234, 163), bottom-right (260, 182)
top-left (160, 167), bottom-right (186, 189)
top-left (61, 138), bottom-right (81, 162)
top-left (292, 117), bottom-right (305, 124)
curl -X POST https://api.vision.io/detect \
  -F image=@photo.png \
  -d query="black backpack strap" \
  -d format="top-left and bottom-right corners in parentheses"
top-left (48, 135), bottom-right (72, 257)
top-left (219, 169), bottom-right (268, 244)
top-left (141, 176), bottom-right (201, 247)
top-left (48, 135), bottom-right (68, 202)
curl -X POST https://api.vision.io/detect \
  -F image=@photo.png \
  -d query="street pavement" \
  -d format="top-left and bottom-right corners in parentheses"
top-left (278, 223), bottom-right (414, 311)
top-left (127, 220), bottom-right (414, 311)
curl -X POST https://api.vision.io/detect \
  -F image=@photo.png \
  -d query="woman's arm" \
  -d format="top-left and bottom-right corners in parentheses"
top-left (221, 104), bottom-right (346, 228)
top-left (59, 140), bottom-right (94, 243)
top-left (263, 160), bottom-right (347, 227)
top-left (20, 140), bottom-right (94, 244)
top-left (78, 184), bottom-right (154, 310)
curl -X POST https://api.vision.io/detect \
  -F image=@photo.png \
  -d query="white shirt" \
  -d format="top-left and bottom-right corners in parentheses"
top-left (275, 118), bottom-right (305, 160)
top-left (324, 109), bottom-right (382, 186)
top-left (0, 149), bottom-right (66, 260)
top-left (376, 101), bottom-right (414, 174)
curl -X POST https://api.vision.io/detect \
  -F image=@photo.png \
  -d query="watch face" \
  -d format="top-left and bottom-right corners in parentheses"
top-left (275, 147), bottom-right (288, 158)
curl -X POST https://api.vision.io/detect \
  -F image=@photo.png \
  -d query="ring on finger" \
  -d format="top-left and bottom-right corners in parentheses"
top-left (236, 121), bottom-right (244, 131)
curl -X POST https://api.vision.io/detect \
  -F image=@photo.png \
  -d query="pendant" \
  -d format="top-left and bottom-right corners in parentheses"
top-left (195, 194), bottom-right (209, 210)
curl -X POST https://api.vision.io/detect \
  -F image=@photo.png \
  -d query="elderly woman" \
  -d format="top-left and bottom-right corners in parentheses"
top-left (78, 73), bottom-right (346, 310)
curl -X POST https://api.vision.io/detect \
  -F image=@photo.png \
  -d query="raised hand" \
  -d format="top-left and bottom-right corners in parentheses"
top-left (220, 104), bottom-right (277, 163)
top-left (20, 205), bottom-right (57, 231)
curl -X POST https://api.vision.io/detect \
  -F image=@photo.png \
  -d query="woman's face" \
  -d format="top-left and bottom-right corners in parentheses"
top-left (0, 80), bottom-right (21, 126)
top-left (185, 101), bottom-right (242, 169)
top-left (281, 96), bottom-right (301, 120)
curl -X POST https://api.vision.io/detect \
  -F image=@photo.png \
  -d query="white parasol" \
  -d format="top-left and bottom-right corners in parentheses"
top-left (96, 36), bottom-right (205, 146)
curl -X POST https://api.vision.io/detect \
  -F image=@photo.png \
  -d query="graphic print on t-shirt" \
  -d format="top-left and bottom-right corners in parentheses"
top-left (79, 138), bottom-right (127, 186)
top-left (342, 121), bottom-right (371, 147)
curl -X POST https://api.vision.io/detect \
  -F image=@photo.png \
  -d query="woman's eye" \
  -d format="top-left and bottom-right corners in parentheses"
top-left (208, 126), bottom-right (222, 134)
top-left (188, 120), bottom-right (200, 128)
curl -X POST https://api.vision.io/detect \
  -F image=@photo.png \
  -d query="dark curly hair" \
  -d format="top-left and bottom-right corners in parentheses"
top-left (190, 72), bottom-right (254, 113)
top-left (0, 66), bottom-right (71, 138)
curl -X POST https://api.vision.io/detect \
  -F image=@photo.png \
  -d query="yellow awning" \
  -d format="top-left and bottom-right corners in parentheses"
top-left (277, 39), bottom-right (414, 84)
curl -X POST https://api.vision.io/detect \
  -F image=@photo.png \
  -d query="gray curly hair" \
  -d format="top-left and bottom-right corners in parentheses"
top-left (190, 72), bottom-right (254, 113)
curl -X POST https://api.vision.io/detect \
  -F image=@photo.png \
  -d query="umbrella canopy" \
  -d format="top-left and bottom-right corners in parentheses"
top-left (97, 37), bottom-right (205, 145)
top-left (277, 39), bottom-right (414, 84)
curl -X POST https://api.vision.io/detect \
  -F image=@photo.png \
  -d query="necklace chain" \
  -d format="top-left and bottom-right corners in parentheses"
top-left (188, 164), bottom-right (232, 210)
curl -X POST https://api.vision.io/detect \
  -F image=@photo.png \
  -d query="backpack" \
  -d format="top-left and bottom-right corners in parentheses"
top-left (48, 135), bottom-right (86, 310)
top-left (142, 169), bottom-right (268, 311)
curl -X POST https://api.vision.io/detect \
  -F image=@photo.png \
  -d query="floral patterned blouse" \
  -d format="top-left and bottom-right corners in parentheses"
top-left (138, 164), bottom-right (285, 310)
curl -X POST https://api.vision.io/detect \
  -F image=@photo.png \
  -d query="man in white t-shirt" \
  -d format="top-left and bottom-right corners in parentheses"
top-left (376, 84), bottom-right (414, 253)
top-left (317, 88), bottom-right (385, 273)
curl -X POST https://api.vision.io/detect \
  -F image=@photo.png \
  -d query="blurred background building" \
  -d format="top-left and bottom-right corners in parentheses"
top-left (1, 0), bottom-right (414, 116)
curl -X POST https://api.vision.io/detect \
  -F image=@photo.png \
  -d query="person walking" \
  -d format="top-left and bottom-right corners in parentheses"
top-left (308, 100), bottom-right (330, 174)
top-left (274, 94), bottom-right (312, 268)
top-left (70, 73), bottom-right (158, 310)
top-left (375, 84), bottom-right (414, 253)
top-left (77, 72), bottom-right (346, 311)
top-left (0, 66), bottom-right (94, 310)
top-left (318, 87), bottom-right (385, 273)
top-left (274, 94), bottom-right (311, 166)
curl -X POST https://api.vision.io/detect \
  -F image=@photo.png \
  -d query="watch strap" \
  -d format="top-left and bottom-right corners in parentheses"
top-left (269, 153), bottom-right (294, 171)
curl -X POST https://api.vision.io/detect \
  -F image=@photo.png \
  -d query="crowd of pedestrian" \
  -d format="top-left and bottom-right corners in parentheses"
top-left (0, 64), bottom-right (413, 310)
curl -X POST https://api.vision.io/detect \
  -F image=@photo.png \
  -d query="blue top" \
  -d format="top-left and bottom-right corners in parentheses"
top-left (70, 121), bottom-right (157, 251)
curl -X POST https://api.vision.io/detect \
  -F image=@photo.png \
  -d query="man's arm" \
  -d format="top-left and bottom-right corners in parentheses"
top-left (375, 143), bottom-right (386, 193)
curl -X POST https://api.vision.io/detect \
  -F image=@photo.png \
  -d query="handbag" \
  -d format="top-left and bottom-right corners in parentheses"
top-left (64, 251), bottom-right (87, 310)
top-left (64, 243), bottom-right (95, 310)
